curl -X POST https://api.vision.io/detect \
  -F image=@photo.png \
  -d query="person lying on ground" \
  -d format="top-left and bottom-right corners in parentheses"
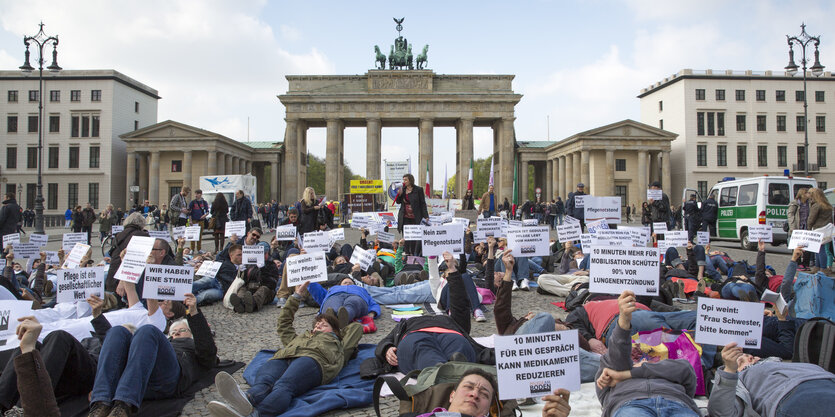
top-left (397, 368), bottom-right (500, 417)
top-left (308, 276), bottom-right (380, 330)
top-left (8, 316), bottom-right (60, 416)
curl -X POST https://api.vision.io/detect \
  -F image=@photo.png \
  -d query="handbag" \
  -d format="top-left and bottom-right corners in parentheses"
top-left (222, 275), bottom-right (246, 310)
top-left (631, 328), bottom-right (706, 396)
top-left (208, 217), bottom-right (216, 229)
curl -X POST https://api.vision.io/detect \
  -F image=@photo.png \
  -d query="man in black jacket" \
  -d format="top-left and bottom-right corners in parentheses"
top-left (683, 194), bottom-right (701, 242)
top-left (701, 194), bottom-right (718, 237)
top-left (230, 190), bottom-right (253, 232)
top-left (565, 183), bottom-right (586, 231)
top-left (0, 193), bottom-right (21, 237)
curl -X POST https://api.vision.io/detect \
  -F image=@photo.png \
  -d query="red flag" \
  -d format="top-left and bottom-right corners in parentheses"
top-left (467, 158), bottom-right (474, 191)
top-left (424, 162), bottom-right (431, 197)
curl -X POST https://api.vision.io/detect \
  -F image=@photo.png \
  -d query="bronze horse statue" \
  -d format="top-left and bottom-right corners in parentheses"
top-left (374, 45), bottom-right (386, 69)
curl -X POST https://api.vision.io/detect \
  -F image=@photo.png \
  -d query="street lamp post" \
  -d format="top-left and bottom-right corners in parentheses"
top-left (19, 22), bottom-right (61, 234)
top-left (785, 23), bottom-right (824, 177)
top-left (17, 184), bottom-right (22, 203)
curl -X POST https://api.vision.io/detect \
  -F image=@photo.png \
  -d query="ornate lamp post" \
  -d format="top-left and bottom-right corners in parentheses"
top-left (17, 184), bottom-right (22, 202)
top-left (19, 22), bottom-right (61, 234)
top-left (785, 23), bottom-right (824, 177)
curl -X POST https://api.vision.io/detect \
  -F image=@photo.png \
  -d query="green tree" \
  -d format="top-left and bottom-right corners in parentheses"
top-left (303, 154), bottom-right (362, 197)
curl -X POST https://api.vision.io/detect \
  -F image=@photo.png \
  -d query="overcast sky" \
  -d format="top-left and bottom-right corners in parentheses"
top-left (1, 0), bottom-right (832, 187)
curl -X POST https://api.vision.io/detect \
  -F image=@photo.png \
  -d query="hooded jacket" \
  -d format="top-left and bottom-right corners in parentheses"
top-left (0, 198), bottom-right (21, 236)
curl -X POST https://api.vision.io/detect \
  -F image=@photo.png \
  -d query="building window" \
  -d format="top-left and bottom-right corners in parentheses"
top-left (777, 115), bottom-right (787, 131)
top-left (67, 183), bottom-right (78, 208)
top-left (614, 185), bottom-right (627, 204)
top-left (71, 116), bottom-right (78, 137)
top-left (28, 90), bottom-right (38, 102)
top-left (735, 90), bottom-right (745, 101)
top-left (7, 91), bottom-right (17, 102)
top-left (758, 145), bottom-right (768, 167)
top-left (697, 112), bottom-right (705, 135)
top-left (48, 147), bottom-right (59, 169)
top-left (717, 112), bottom-right (725, 135)
top-left (797, 115), bottom-right (806, 132)
top-left (171, 160), bottom-right (182, 172)
top-left (135, 101), bottom-right (140, 113)
top-left (91, 90), bottom-right (101, 102)
top-left (716, 89), bottom-right (726, 100)
top-left (695, 89), bottom-right (705, 100)
top-left (49, 90), bottom-right (60, 102)
top-left (71, 114), bottom-right (100, 137)
top-left (7, 116), bottom-right (17, 133)
top-left (816, 91), bottom-right (825, 102)
top-left (49, 115), bottom-right (59, 133)
top-left (697, 144), bottom-right (707, 166)
top-left (707, 112), bottom-right (715, 136)
top-left (736, 114), bottom-right (746, 131)
top-left (737, 145), bottom-right (747, 167)
top-left (818, 146), bottom-right (827, 168)
top-left (26, 184), bottom-right (35, 209)
top-left (778, 145), bottom-right (787, 167)
top-left (615, 159), bottom-right (626, 171)
top-left (659, 119), bottom-right (663, 129)
top-left (798, 146), bottom-right (806, 169)
top-left (134, 120), bottom-right (139, 131)
top-left (816, 115), bottom-right (825, 132)
top-left (6, 147), bottom-right (16, 169)
top-left (757, 115), bottom-right (767, 132)
top-left (89, 183), bottom-right (99, 209)
top-left (698, 181), bottom-right (708, 199)
top-left (819, 181), bottom-right (828, 189)
top-left (91, 115), bottom-right (100, 137)
top-left (776, 90), bottom-right (785, 101)
top-left (70, 90), bottom-right (80, 102)
top-left (82, 116), bottom-right (90, 137)
top-left (796, 90), bottom-right (805, 102)
top-left (26, 147), bottom-right (37, 169)
top-left (27, 115), bottom-right (38, 133)
top-left (69, 146), bottom-right (79, 169)
top-left (89, 146), bottom-right (100, 168)
top-left (47, 183), bottom-right (58, 210)
top-left (756, 90), bottom-right (766, 101)
top-left (717, 144), bottom-right (727, 167)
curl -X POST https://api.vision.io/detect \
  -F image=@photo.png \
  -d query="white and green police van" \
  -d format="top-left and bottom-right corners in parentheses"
top-left (687, 176), bottom-right (817, 250)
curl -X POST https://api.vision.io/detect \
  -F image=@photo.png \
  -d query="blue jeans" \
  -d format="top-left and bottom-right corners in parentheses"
top-left (612, 397), bottom-right (698, 417)
top-left (776, 379), bottom-right (835, 417)
top-left (439, 272), bottom-right (484, 313)
top-left (362, 281), bottom-right (434, 305)
top-left (396, 332), bottom-right (476, 373)
top-left (515, 312), bottom-right (556, 335)
top-left (192, 276), bottom-right (223, 304)
top-left (248, 356), bottom-right (322, 416)
top-left (710, 255), bottom-right (730, 275)
top-left (815, 242), bottom-right (831, 268)
top-left (321, 292), bottom-right (368, 322)
top-left (721, 282), bottom-right (758, 300)
top-left (495, 256), bottom-right (531, 283)
top-left (90, 325), bottom-right (180, 408)
top-left (664, 245), bottom-right (721, 281)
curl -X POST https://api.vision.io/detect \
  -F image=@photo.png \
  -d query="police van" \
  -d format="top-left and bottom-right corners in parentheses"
top-left (685, 176), bottom-right (817, 250)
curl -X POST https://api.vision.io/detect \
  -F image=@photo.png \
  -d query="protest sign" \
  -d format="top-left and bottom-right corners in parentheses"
top-left (196, 261), bottom-right (221, 278)
top-left (586, 219), bottom-right (609, 234)
top-left (584, 196), bottom-right (621, 224)
top-left (143, 265), bottom-right (194, 301)
top-left (589, 246), bottom-right (660, 296)
top-left (242, 245), bottom-right (265, 267)
top-left (574, 195), bottom-right (587, 208)
top-left (494, 330), bottom-right (581, 399)
top-left (647, 189), bottom-right (663, 201)
top-left (349, 245), bottom-right (376, 270)
top-left (62, 233), bottom-right (87, 252)
top-left (477, 217), bottom-right (505, 238)
top-left (426, 198), bottom-right (449, 214)
top-left (377, 230), bottom-right (395, 244)
top-left (275, 224), bottom-right (297, 241)
top-left (403, 225), bottom-right (424, 241)
top-left (596, 230), bottom-right (632, 246)
top-left (28, 234), bottom-right (48, 248)
top-left (44, 251), bottom-right (59, 265)
top-left (111, 225), bottom-right (124, 235)
top-left (224, 221), bottom-right (246, 238)
top-left (557, 223), bottom-right (581, 243)
top-left (747, 225), bottom-right (773, 243)
top-left (56, 266), bottom-right (106, 304)
top-left (563, 215), bottom-right (580, 224)
top-left (377, 212), bottom-right (398, 228)
top-left (788, 230), bottom-right (824, 253)
top-left (329, 228), bottom-right (345, 242)
top-left (664, 231), bottom-right (689, 247)
top-left (351, 213), bottom-right (373, 229)
top-left (506, 226), bottom-right (550, 257)
top-left (1, 233), bottom-right (20, 250)
top-left (14, 243), bottom-right (39, 259)
top-left (62, 243), bottom-right (91, 269)
top-left (696, 298), bottom-right (764, 349)
top-left (302, 231), bottom-right (331, 254)
top-left (508, 220), bottom-right (523, 227)
top-left (656, 240), bottom-right (668, 251)
top-left (285, 252), bottom-right (328, 286)
top-left (421, 224), bottom-right (465, 257)
top-left (0, 301), bottom-right (35, 351)
top-left (761, 289), bottom-right (787, 314)
top-left (652, 222), bottom-right (668, 234)
top-left (148, 230), bottom-right (172, 242)
top-left (184, 225), bottom-right (201, 242)
top-left (113, 236), bottom-right (155, 283)
top-left (696, 231), bottom-right (710, 246)
top-left (580, 234), bottom-right (592, 250)
top-left (452, 217), bottom-right (470, 228)
top-left (171, 226), bottom-right (186, 240)
top-left (523, 219), bottom-right (539, 227)
top-left (619, 226), bottom-right (650, 247)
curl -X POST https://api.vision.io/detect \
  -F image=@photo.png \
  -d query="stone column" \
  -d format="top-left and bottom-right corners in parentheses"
top-left (326, 119), bottom-right (341, 198)
top-left (662, 151), bottom-right (672, 192)
top-left (565, 153), bottom-right (574, 196)
top-left (649, 151), bottom-right (659, 183)
top-left (337, 124), bottom-right (345, 198)
top-left (183, 150), bottom-right (193, 191)
top-left (126, 151), bottom-right (136, 209)
top-left (239, 159), bottom-right (246, 175)
top-left (521, 160), bottom-right (529, 201)
top-left (245, 160), bottom-right (251, 174)
top-left (297, 121), bottom-right (308, 195)
top-left (605, 150), bottom-right (615, 196)
top-left (499, 118), bottom-right (515, 201)
top-left (580, 150), bottom-right (590, 194)
top-left (270, 160), bottom-right (279, 201)
top-left (366, 118), bottom-right (382, 180)
top-left (457, 118), bottom-right (474, 195)
top-left (149, 151), bottom-right (160, 205)
top-left (419, 119), bottom-right (434, 192)
top-left (207, 150), bottom-right (217, 175)
top-left (637, 150), bottom-right (648, 201)
top-left (224, 155), bottom-right (232, 174)
top-left (547, 159), bottom-right (554, 200)
top-left (558, 156), bottom-right (566, 199)
top-left (217, 152), bottom-right (225, 175)
top-left (573, 152), bottom-right (581, 190)
top-left (139, 153), bottom-right (149, 202)
top-left (282, 119), bottom-right (299, 203)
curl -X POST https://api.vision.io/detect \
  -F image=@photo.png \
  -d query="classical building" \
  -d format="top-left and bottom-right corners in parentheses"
top-left (121, 120), bottom-right (282, 208)
top-left (0, 69), bottom-right (158, 216)
top-left (639, 69), bottom-right (835, 198)
top-left (516, 120), bottom-right (676, 207)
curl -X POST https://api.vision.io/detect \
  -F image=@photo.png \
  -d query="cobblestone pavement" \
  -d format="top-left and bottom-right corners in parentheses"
top-left (30, 224), bottom-right (794, 416)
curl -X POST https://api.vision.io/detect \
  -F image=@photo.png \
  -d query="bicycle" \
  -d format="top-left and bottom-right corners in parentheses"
top-left (101, 233), bottom-right (116, 258)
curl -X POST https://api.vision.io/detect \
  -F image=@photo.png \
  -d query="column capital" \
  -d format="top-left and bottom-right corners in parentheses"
top-left (366, 117), bottom-right (382, 124)
top-left (459, 116), bottom-right (475, 123)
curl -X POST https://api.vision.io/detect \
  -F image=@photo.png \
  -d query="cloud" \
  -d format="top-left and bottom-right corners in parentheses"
top-left (280, 24), bottom-right (302, 41)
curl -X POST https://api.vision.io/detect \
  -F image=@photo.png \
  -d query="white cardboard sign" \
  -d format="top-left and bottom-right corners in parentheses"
top-left (595, 230), bottom-right (633, 246)
top-left (14, 243), bottom-right (39, 259)
top-left (171, 226), bottom-right (186, 240)
top-left (285, 252), bottom-right (328, 286)
top-left (652, 222), bottom-right (668, 234)
top-left (196, 260), bottom-right (221, 278)
top-left (349, 246), bottom-right (375, 271)
top-left (506, 226), bottom-right (551, 257)
top-left (302, 231), bottom-right (331, 254)
top-left (403, 225), bottom-right (424, 241)
top-left (111, 225), bottom-right (124, 235)
top-left (224, 221), bottom-right (246, 238)
top-left (421, 224), bottom-right (465, 257)
top-left (113, 236), bottom-right (155, 283)
top-left (476, 217), bottom-right (505, 238)
top-left (664, 231), bottom-right (689, 247)
top-left (747, 225), bottom-right (773, 243)
top-left (143, 265), bottom-right (194, 301)
top-left (647, 189), bottom-right (663, 201)
top-left (377, 231), bottom-right (395, 244)
top-left (0, 301), bottom-right (35, 351)
top-left (574, 195), bottom-right (587, 208)
top-left (148, 230), bottom-right (172, 242)
top-left (761, 289), bottom-right (787, 314)
top-left (523, 219), bottom-right (539, 226)
top-left (589, 246), bottom-right (660, 296)
top-left (586, 219), bottom-right (609, 234)
top-left (584, 196), bottom-right (622, 224)
top-left (56, 266), bottom-right (106, 304)
top-left (329, 228), bottom-right (345, 242)
top-left (696, 298), bottom-right (764, 349)
top-left (28, 234), bottom-right (48, 248)
top-left (580, 234), bottom-right (592, 250)
top-left (275, 224), bottom-right (297, 241)
top-left (557, 223), bottom-right (582, 243)
top-left (495, 330), bottom-right (581, 399)
top-left (61, 233), bottom-right (87, 252)
top-left (184, 225), bottom-right (202, 242)
top-left (242, 245), bottom-right (265, 267)
top-left (1, 233), bottom-right (20, 250)
top-left (788, 230), bottom-right (824, 253)
top-left (564, 216), bottom-right (580, 224)
top-left (62, 243), bottom-right (91, 269)
top-left (44, 251), bottom-right (60, 265)
top-left (696, 231), bottom-right (710, 246)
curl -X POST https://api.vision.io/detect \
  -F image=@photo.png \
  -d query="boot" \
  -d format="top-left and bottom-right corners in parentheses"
top-left (252, 286), bottom-right (274, 311)
top-left (241, 292), bottom-right (255, 313)
top-left (650, 300), bottom-right (679, 312)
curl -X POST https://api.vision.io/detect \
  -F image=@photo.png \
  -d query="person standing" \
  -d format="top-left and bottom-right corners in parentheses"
top-left (625, 204), bottom-right (632, 223)
top-left (683, 194), bottom-right (701, 242)
top-left (210, 193), bottom-right (229, 253)
top-left (297, 187), bottom-right (319, 235)
top-left (701, 193), bottom-right (718, 236)
top-left (64, 207), bottom-right (73, 228)
top-left (159, 204), bottom-right (170, 231)
top-left (648, 181), bottom-right (671, 234)
top-left (99, 204), bottom-right (118, 244)
top-left (230, 190), bottom-right (254, 234)
top-left (81, 203), bottom-right (97, 245)
top-left (461, 189), bottom-right (475, 210)
top-left (640, 202), bottom-right (651, 226)
top-left (555, 196), bottom-right (564, 226)
top-left (395, 174), bottom-right (429, 256)
top-left (479, 185), bottom-right (498, 218)
top-left (169, 187), bottom-right (191, 228)
top-left (566, 183), bottom-right (587, 231)
top-left (71, 206), bottom-right (83, 233)
top-left (188, 189), bottom-right (210, 253)
top-left (0, 193), bottom-right (22, 237)
top-left (806, 188), bottom-right (834, 274)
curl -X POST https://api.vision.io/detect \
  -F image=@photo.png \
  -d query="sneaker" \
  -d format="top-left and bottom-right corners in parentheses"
top-left (674, 280), bottom-right (686, 300)
top-left (107, 401), bottom-right (132, 417)
top-left (520, 279), bottom-right (530, 291)
top-left (214, 371), bottom-right (253, 416)
top-left (512, 281), bottom-right (519, 291)
top-left (229, 293), bottom-right (245, 314)
top-left (474, 309), bottom-right (487, 322)
top-left (276, 297), bottom-right (287, 307)
top-left (3, 406), bottom-right (23, 417)
top-left (207, 401), bottom-right (245, 417)
top-left (87, 402), bottom-right (112, 417)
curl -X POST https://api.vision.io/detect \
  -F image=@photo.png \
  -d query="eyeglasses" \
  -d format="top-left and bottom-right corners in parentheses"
top-left (151, 248), bottom-right (166, 252)
top-left (170, 328), bottom-right (190, 335)
top-left (250, 234), bottom-right (261, 239)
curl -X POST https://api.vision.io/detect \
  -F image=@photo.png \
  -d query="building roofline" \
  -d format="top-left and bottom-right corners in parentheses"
top-left (637, 68), bottom-right (835, 98)
top-left (121, 120), bottom-right (282, 153)
top-left (0, 69), bottom-right (160, 99)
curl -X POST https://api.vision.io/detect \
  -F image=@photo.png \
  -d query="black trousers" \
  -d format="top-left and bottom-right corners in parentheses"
top-left (0, 330), bottom-right (97, 409)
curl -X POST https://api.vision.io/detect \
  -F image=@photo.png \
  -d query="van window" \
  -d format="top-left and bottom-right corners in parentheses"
top-left (793, 183), bottom-right (812, 199)
top-left (738, 184), bottom-right (758, 206)
top-left (768, 183), bottom-right (790, 205)
top-left (708, 189), bottom-right (718, 201)
top-left (720, 186), bottom-right (738, 207)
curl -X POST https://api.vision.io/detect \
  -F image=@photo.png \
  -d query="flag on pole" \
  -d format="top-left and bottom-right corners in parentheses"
top-left (442, 165), bottom-right (448, 199)
top-left (512, 153), bottom-right (518, 206)
top-left (424, 162), bottom-right (431, 197)
top-left (488, 157), bottom-right (495, 187)
top-left (467, 158), bottom-right (474, 192)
